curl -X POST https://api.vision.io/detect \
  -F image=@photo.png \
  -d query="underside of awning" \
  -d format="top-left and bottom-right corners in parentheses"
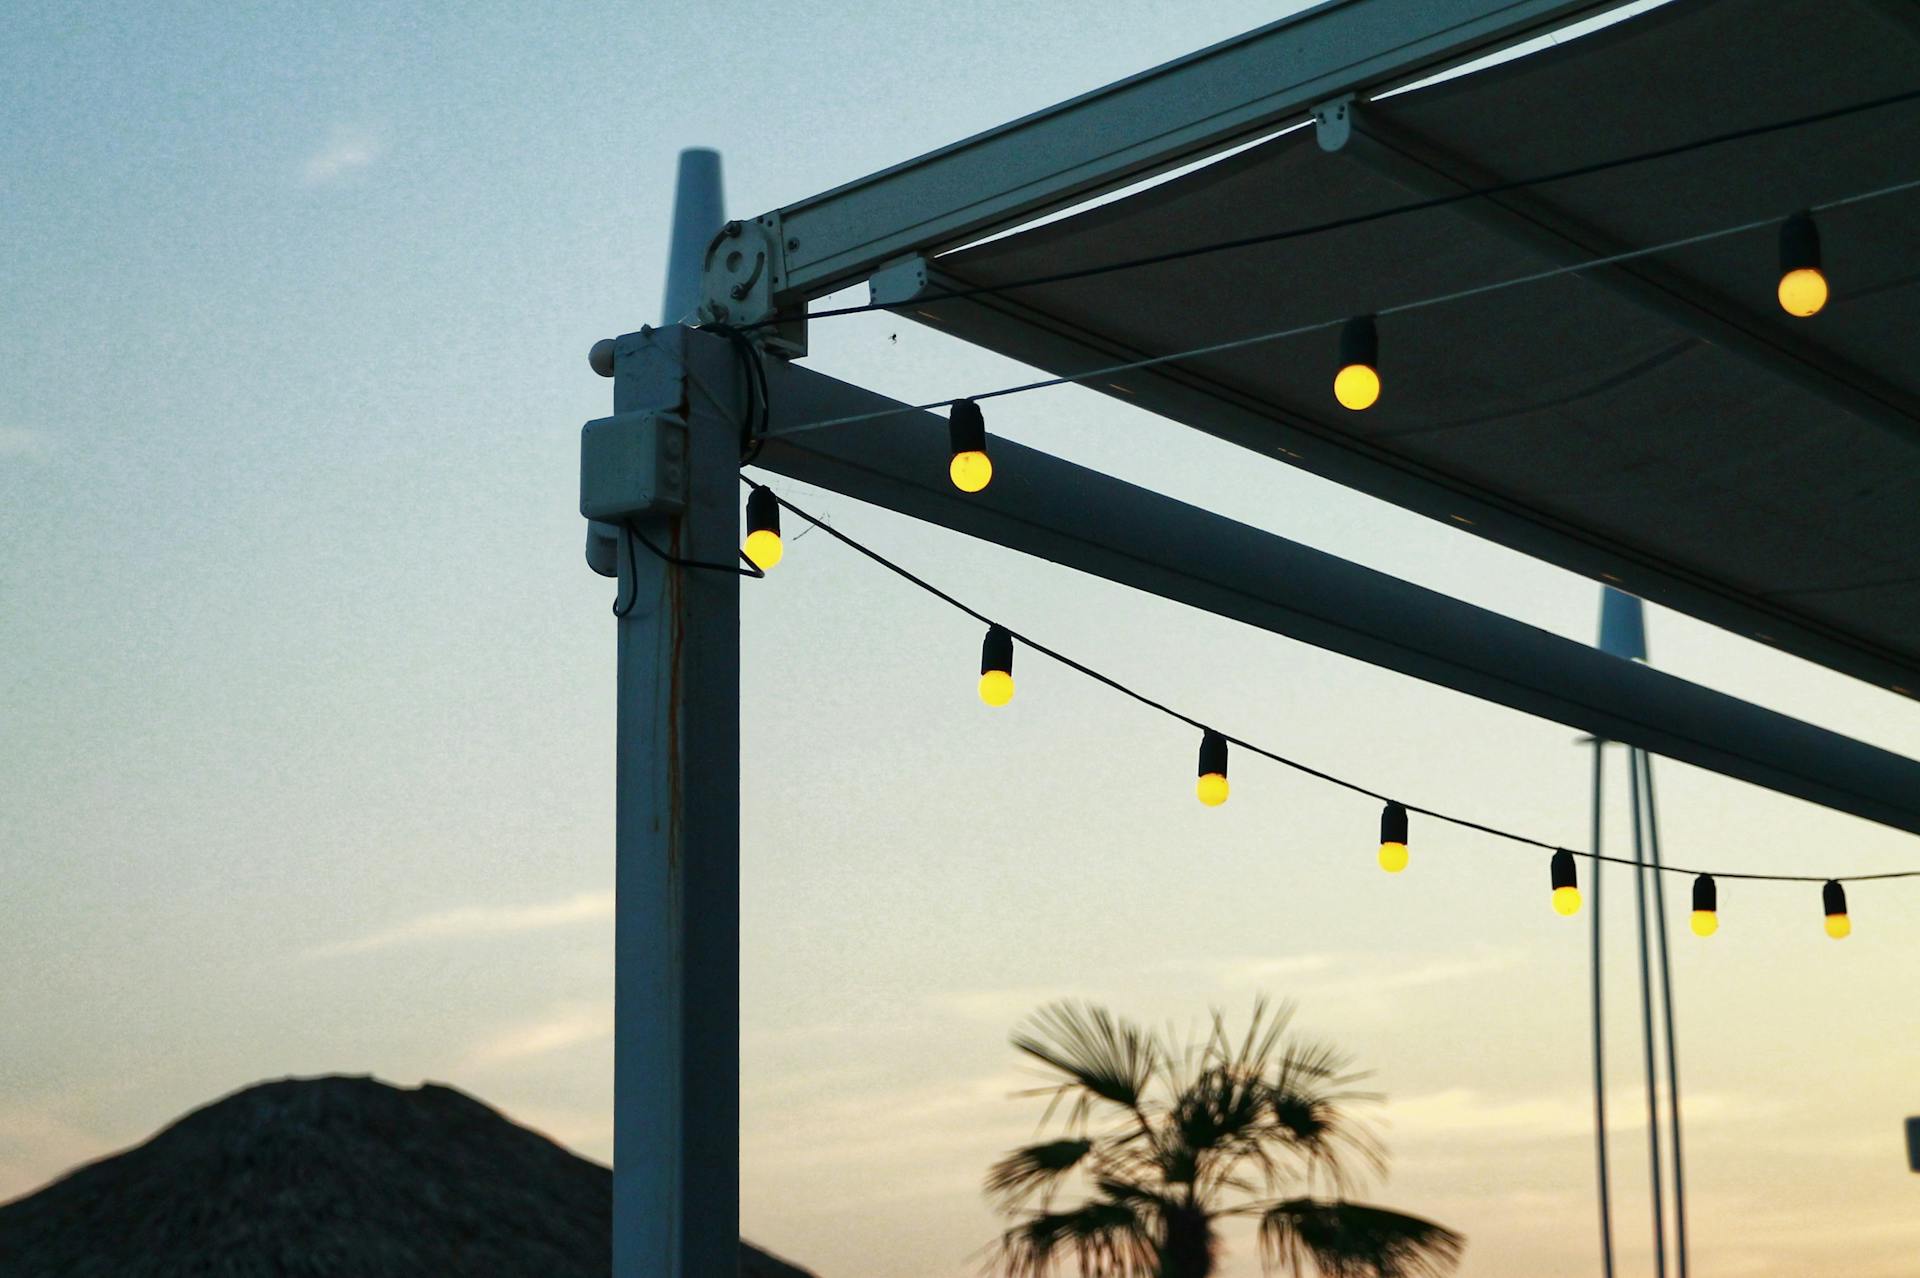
top-left (911, 0), bottom-right (1920, 694)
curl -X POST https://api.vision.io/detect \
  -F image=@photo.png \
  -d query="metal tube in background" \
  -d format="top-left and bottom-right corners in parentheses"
top-left (1639, 749), bottom-right (1690, 1277)
top-left (1628, 748), bottom-right (1669, 1278)
top-left (607, 326), bottom-right (742, 1278)
top-left (664, 149), bottom-right (725, 325)
top-left (1589, 739), bottom-right (1616, 1278)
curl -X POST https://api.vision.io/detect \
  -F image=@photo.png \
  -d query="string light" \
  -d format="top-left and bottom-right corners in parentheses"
top-left (742, 487), bottom-right (784, 570)
top-left (764, 178), bottom-right (1920, 447)
top-left (1197, 731), bottom-right (1230, 806)
top-left (979, 624), bottom-right (1015, 707)
top-left (1551, 849), bottom-right (1582, 916)
top-left (1691, 874), bottom-right (1718, 936)
top-left (1334, 316), bottom-right (1381, 411)
top-left (1777, 211), bottom-right (1828, 317)
top-left (739, 478), bottom-right (1920, 923)
top-left (1823, 879), bottom-right (1851, 939)
top-left (947, 399), bottom-right (993, 493)
top-left (1378, 801), bottom-right (1409, 874)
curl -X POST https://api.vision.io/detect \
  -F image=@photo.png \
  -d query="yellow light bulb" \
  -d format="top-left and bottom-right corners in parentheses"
top-left (1196, 773), bottom-right (1229, 806)
top-left (1825, 913), bottom-right (1851, 940)
top-left (743, 529), bottom-right (783, 570)
top-left (1334, 363), bottom-right (1381, 411)
top-left (949, 450), bottom-right (993, 493)
top-left (978, 669), bottom-right (1014, 707)
top-left (1378, 841), bottom-right (1408, 874)
top-left (1777, 267), bottom-right (1828, 317)
top-left (1552, 885), bottom-right (1581, 917)
top-left (1691, 910), bottom-right (1718, 937)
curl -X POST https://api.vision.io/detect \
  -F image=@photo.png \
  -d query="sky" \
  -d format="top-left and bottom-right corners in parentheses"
top-left (3, 2), bottom-right (1918, 1276)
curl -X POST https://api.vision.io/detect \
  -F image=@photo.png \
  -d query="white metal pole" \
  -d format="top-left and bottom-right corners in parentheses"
top-left (602, 326), bottom-right (742, 1278)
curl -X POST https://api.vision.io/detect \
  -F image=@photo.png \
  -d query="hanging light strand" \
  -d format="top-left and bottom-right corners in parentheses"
top-left (740, 474), bottom-right (1920, 892)
top-left (760, 175), bottom-right (1920, 444)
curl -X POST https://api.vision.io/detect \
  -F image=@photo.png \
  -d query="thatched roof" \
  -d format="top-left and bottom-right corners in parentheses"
top-left (0, 1075), bottom-right (817, 1277)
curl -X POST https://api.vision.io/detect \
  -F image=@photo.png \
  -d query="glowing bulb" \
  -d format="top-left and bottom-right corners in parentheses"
top-left (1378, 801), bottom-right (1409, 874)
top-left (1335, 316), bottom-right (1381, 411)
top-left (1196, 731), bottom-right (1229, 806)
top-left (1334, 363), bottom-right (1381, 411)
top-left (1777, 213), bottom-right (1827, 317)
top-left (743, 488), bottom-right (783, 570)
top-left (950, 450), bottom-right (993, 492)
top-left (1777, 268), bottom-right (1828, 317)
top-left (1691, 875), bottom-right (1717, 938)
top-left (1550, 850), bottom-right (1580, 916)
top-left (948, 400), bottom-right (992, 493)
top-left (743, 529), bottom-right (783, 570)
top-left (1821, 879), bottom-right (1849, 940)
top-left (978, 625), bottom-right (1015, 707)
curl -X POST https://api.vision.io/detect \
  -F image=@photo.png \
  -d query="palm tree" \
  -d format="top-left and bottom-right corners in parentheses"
top-left (985, 999), bottom-right (1461, 1278)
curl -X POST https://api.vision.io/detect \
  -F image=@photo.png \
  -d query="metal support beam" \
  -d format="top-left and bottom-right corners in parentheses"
top-left (597, 325), bottom-right (741, 1278)
top-left (882, 262), bottom-right (1920, 695)
top-left (744, 328), bottom-right (1920, 833)
top-left (1333, 104), bottom-right (1920, 447)
top-left (715, 0), bottom-right (1617, 316)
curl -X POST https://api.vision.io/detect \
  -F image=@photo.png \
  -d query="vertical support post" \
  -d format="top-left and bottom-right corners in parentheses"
top-left (605, 324), bottom-right (741, 1278)
top-left (1627, 748), bottom-right (1669, 1278)
top-left (1587, 740), bottom-right (1616, 1278)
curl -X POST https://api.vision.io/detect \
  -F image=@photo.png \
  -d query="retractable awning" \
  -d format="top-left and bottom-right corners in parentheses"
top-left (901, 0), bottom-right (1920, 694)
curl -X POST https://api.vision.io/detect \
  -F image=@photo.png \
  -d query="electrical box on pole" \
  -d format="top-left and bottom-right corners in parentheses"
top-left (580, 411), bottom-right (690, 523)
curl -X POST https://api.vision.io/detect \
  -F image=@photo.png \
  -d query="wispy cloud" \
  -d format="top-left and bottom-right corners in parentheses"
top-left (1152, 946), bottom-right (1520, 995)
top-left (1389, 1085), bottom-right (1745, 1142)
top-left (0, 426), bottom-right (52, 460)
top-left (306, 890), bottom-right (612, 958)
top-left (467, 1001), bottom-right (613, 1066)
top-left (300, 125), bottom-right (384, 186)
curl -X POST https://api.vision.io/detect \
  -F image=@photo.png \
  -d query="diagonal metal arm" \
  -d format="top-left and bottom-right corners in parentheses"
top-left (742, 330), bottom-right (1920, 835)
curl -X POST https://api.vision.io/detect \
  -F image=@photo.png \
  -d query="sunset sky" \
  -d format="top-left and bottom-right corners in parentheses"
top-left (4, 2), bottom-right (1918, 1275)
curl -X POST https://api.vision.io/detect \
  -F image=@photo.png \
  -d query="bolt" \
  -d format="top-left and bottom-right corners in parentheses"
top-left (730, 283), bottom-right (748, 299)
top-left (723, 220), bottom-right (743, 238)
top-left (786, 238), bottom-right (799, 251)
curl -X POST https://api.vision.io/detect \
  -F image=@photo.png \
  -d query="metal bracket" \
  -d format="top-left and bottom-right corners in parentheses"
top-left (868, 256), bottom-right (933, 308)
top-left (1312, 93), bottom-right (1355, 152)
top-left (698, 215), bottom-right (807, 358)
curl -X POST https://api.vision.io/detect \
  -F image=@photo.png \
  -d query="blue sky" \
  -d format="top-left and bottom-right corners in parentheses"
top-left (5, 3), bottom-right (1920, 1276)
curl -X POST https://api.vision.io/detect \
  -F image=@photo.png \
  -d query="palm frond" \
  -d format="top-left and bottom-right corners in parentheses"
top-left (1257, 1198), bottom-right (1464, 1278)
top-left (1267, 1041), bottom-right (1386, 1193)
top-left (986, 1138), bottom-right (1097, 1208)
top-left (1012, 1002), bottom-right (1161, 1116)
top-left (991, 1199), bottom-right (1158, 1278)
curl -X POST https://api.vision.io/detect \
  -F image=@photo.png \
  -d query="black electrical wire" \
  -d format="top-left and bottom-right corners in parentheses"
top-left (613, 520), bottom-right (764, 615)
top-left (740, 474), bottom-right (1920, 885)
top-left (754, 173), bottom-right (1920, 441)
top-left (739, 86), bottom-right (1920, 330)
